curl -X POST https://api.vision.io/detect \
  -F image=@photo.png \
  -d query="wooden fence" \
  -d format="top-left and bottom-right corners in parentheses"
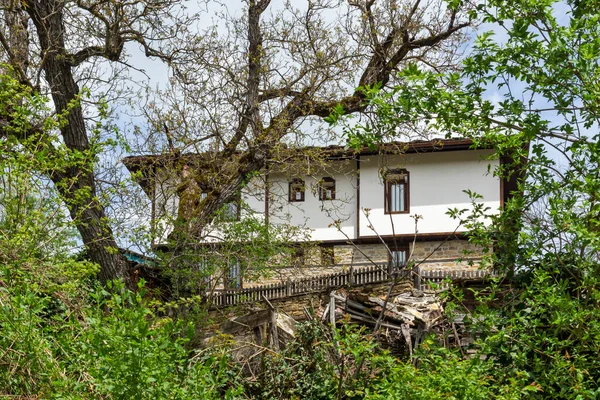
top-left (210, 265), bottom-right (499, 307)
top-left (210, 264), bottom-right (400, 307)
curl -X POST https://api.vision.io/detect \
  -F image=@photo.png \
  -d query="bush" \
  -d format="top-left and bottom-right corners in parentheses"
top-left (0, 270), bottom-right (244, 399)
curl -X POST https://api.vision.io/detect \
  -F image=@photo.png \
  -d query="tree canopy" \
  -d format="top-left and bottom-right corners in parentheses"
top-left (2, 0), bottom-right (600, 398)
top-left (340, 0), bottom-right (600, 396)
top-left (0, 0), bottom-right (474, 282)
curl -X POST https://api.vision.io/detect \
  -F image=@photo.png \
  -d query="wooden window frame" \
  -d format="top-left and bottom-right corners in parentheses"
top-left (384, 169), bottom-right (410, 214)
top-left (220, 191), bottom-right (241, 222)
top-left (225, 258), bottom-right (242, 289)
top-left (318, 177), bottom-right (336, 200)
top-left (223, 199), bottom-right (241, 221)
top-left (197, 191), bottom-right (240, 221)
top-left (291, 247), bottom-right (305, 267)
top-left (289, 178), bottom-right (305, 202)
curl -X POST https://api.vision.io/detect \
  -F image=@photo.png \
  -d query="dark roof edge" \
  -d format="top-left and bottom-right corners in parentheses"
top-left (122, 137), bottom-right (483, 171)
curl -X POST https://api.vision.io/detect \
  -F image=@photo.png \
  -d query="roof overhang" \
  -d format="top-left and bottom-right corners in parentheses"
top-left (122, 138), bottom-right (491, 195)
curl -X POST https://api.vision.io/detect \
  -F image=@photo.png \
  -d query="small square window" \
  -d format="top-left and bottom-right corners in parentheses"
top-left (320, 246), bottom-right (335, 265)
top-left (291, 247), bottom-right (305, 266)
top-left (318, 177), bottom-right (336, 200)
top-left (222, 201), bottom-right (240, 221)
top-left (389, 248), bottom-right (408, 273)
top-left (289, 178), bottom-right (305, 202)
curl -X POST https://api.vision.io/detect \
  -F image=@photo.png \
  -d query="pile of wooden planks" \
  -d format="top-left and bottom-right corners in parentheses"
top-left (320, 288), bottom-right (444, 355)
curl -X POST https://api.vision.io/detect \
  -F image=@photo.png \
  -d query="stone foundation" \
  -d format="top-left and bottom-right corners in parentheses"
top-left (242, 239), bottom-right (488, 288)
top-left (411, 240), bottom-right (488, 272)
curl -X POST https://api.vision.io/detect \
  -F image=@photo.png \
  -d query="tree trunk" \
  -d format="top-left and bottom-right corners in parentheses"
top-left (25, 0), bottom-right (130, 285)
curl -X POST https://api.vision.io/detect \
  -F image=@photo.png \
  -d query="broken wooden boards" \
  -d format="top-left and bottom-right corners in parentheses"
top-left (319, 288), bottom-right (444, 355)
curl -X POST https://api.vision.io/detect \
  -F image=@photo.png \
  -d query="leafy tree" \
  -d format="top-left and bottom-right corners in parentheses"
top-left (1, 0), bottom-right (475, 282)
top-left (0, 0), bottom-right (203, 283)
top-left (340, 0), bottom-right (600, 396)
top-left (0, 82), bottom-right (242, 396)
top-left (134, 0), bottom-right (474, 245)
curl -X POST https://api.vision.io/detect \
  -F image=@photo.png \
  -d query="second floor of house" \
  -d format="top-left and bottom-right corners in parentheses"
top-left (124, 138), bottom-right (514, 247)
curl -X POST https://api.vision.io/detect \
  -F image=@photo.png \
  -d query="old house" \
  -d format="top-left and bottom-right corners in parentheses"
top-left (123, 138), bottom-right (515, 293)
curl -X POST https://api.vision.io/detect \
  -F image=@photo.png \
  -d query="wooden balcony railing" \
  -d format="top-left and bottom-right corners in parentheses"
top-left (209, 265), bottom-right (498, 308)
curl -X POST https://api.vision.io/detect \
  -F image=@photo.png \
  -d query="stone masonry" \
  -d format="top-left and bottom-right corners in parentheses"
top-left (243, 239), bottom-right (487, 288)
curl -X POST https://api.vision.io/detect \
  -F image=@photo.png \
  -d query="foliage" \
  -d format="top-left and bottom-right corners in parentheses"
top-left (248, 320), bottom-right (525, 400)
top-left (338, 0), bottom-right (600, 397)
top-left (0, 74), bottom-right (243, 398)
top-left (158, 199), bottom-right (317, 297)
top-left (0, 269), bottom-right (245, 398)
top-left (7, 0), bottom-right (600, 397)
top-left (365, 337), bottom-right (526, 400)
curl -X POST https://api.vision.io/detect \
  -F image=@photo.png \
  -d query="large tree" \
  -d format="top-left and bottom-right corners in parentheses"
top-left (0, 0), bottom-right (472, 281)
top-left (0, 0), bottom-right (200, 283)
top-left (339, 0), bottom-right (600, 395)
top-left (139, 0), bottom-right (473, 245)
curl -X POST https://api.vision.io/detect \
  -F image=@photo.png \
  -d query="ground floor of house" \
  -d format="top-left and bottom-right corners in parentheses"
top-left (242, 238), bottom-right (488, 288)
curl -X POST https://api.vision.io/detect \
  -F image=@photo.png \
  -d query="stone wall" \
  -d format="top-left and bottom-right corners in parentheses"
top-left (411, 240), bottom-right (488, 272)
top-left (243, 239), bottom-right (487, 288)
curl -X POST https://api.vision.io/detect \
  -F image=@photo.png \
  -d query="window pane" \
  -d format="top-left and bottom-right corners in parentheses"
top-left (391, 250), bottom-right (406, 268)
top-left (289, 179), bottom-right (305, 202)
top-left (228, 259), bottom-right (241, 289)
top-left (320, 177), bottom-right (335, 200)
top-left (197, 257), bottom-right (212, 286)
top-left (386, 171), bottom-right (408, 213)
top-left (398, 183), bottom-right (405, 211)
top-left (223, 202), bottom-right (238, 220)
top-left (390, 182), bottom-right (406, 212)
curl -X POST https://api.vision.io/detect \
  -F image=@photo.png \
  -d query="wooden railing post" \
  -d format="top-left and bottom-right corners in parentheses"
top-left (286, 278), bottom-right (292, 296)
top-left (349, 267), bottom-right (354, 286)
top-left (413, 264), bottom-right (421, 291)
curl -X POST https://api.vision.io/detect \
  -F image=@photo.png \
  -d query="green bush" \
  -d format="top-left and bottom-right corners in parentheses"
top-left (0, 270), bottom-right (244, 399)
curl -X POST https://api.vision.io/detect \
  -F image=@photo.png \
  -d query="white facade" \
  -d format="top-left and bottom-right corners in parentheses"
top-left (268, 159), bottom-right (358, 242)
top-left (358, 150), bottom-right (500, 237)
top-left (265, 149), bottom-right (499, 242)
top-left (144, 146), bottom-right (501, 246)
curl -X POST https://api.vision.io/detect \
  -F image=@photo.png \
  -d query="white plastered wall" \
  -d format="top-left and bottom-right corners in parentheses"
top-left (358, 149), bottom-right (500, 237)
top-left (268, 160), bottom-right (358, 241)
top-left (150, 149), bottom-right (500, 246)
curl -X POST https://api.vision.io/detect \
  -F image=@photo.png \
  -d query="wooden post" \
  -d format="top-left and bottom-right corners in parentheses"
top-left (329, 294), bottom-right (336, 328)
top-left (413, 265), bottom-right (421, 291)
top-left (271, 309), bottom-right (280, 350)
top-left (349, 266), bottom-right (354, 286)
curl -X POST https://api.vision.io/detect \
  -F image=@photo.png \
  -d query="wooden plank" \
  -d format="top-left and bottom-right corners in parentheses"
top-left (329, 294), bottom-right (336, 328)
top-left (219, 309), bottom-right (272, 335)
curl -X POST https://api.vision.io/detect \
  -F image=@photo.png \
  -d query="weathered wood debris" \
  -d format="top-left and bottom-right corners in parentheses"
top-left (319, 288), bottom-right (444, 355)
